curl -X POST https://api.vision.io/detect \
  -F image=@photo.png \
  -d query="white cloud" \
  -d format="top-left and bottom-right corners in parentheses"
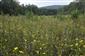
top-left (18, 0), bottom-right (74, 7)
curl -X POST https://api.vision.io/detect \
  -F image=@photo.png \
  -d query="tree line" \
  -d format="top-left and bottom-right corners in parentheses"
top-left (0, 0), bottom-right (57, 15)
top-left (0, 0), bottom-right (84, 16)
top-left (60, 0), bottom-right (85, 14)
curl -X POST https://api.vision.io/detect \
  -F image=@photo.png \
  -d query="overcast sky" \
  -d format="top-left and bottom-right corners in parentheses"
top-left (18, 0), bottom-right (74, 7)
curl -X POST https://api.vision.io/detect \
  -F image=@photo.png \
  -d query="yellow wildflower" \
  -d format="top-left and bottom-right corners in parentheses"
top-left (79, 40), bottom-right (84, 43)
top-left (36, 51), bottom-right (39, 54)
top-left (42, 44), bottom-right (45, 46)
top-left (24, 39), bottom-right (27, 42)
top-left (42, 52), bottom-right (46, 54)
top-left (83, 45), bottom-right (85, 48)
top-left (14, 47), bottom-right (18, 50)
top-left (70, 44), bottom-right (73, 47)
top-left (40, 47), bottom-right (42, 50)
top-left (33, 40), bottom-right (36, 42)
top-left (75, 43), bottom-right (78, 46)
top-left (13, 47), bottom-right (18, 52)
top-left (5, 39), bottom-right (7, 42)
top-left (19, 51), bottom-right (24, 54)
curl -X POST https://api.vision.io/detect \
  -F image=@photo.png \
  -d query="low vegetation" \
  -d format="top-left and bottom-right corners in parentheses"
top-left (0, 15), bottom-right (85, 56)
top-left (0, 0), bottom-right (85, 56)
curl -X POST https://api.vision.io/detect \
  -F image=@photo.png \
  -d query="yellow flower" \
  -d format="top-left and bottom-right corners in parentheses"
top-left (14, 47), bottom-right (18, 50)
top-left (13, 47), bottom-right (18, 52)
top-left (70, 44), bottom-right (73, 47)
top-left (83, 45), bottom-right (85, 48)
top-left (19, 51), bottom-right (24, 54)
top-left (42, 52), bottom-right (46, 54)
top-left (42, 44), bottom-right (45, 46)
top-left (75, 43), bottom-right (78, 46)
top-left (40, 47), bottom-right (42, 50)
top-left (24, 39), bottom-right (27, 42)
top-left (36, 51), bottom-right (39, 54)
top-left (79, 40), bottom-right (84, 43)
top-left (5, 39), bottom-right (7, 42)
top-left (33, 40), bottom-right (36, 42)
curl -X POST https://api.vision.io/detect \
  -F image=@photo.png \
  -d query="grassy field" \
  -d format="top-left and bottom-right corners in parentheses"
top-left (0, 15), bottom-right (85, 56)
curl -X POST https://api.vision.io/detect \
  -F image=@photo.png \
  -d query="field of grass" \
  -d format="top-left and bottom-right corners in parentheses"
top-left (0, 15), bottom-right (85, 56)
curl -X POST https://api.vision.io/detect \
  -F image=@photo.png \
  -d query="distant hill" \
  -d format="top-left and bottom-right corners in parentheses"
top-left (40, 5), bottom-right (67, 10)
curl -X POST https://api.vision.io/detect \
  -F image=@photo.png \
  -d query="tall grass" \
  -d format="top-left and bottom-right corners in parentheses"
top-left (0, 15), bottom-right (85, 56)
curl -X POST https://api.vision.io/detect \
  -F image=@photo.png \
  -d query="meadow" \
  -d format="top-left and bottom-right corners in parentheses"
top-left (0, 15), bottom-right (85, 56)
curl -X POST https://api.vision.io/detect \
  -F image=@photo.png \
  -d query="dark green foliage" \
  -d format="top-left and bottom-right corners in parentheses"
top-left (61, 0), bottom-right (85, 14)
top-left (0, 0), bottom-right (58, 15)
top-left (0, 0), bottom-right (85, 16)
top-left (0, 0), bottom-right (20, 15)
top-left (38, 9), bottom-right (57, 15)
top-left (71, 9), bottom-right (79, 20)
top-left (26, 11), bottom-right (34, 19)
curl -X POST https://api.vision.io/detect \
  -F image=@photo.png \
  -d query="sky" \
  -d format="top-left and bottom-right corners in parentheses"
top-left (18, 0), bottom-right (74, 7)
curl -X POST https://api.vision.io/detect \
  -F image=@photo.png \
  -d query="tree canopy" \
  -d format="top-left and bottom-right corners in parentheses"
top-left (0, 0), bottom-right (85, 15)
top-left (0, 0), bottom-right (58, 15)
